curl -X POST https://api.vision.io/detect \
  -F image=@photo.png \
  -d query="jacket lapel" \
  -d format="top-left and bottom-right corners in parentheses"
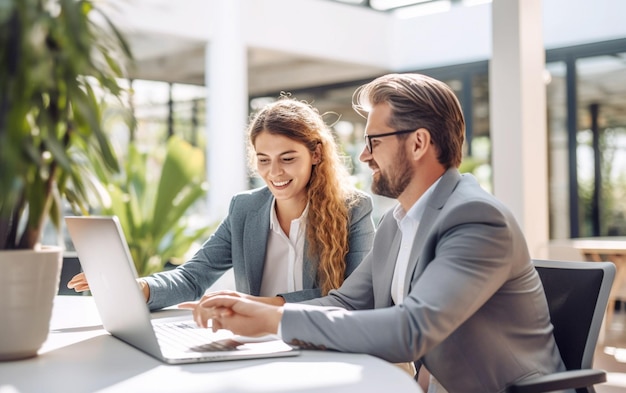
top-left (381, 230), bottom-right (402, 306)
top-left (243, 195), bottom-right (272, 296)
top-left (302, 239), bottom-right (318, 289)
top-left (403, 168), bottom-right (462, 296)
top-left (373, 211), bottom-right (403, 307)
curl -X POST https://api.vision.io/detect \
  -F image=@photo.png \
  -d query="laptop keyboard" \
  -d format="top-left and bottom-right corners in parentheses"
top-left (153, 320), bottom-right (243, 352)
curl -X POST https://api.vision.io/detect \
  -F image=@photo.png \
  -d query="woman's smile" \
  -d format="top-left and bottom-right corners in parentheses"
top-left (271, 179), bottom-right (292, 188)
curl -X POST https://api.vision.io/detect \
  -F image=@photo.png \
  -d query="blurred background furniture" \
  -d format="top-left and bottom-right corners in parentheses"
top-left (549, 238), bottom-right (626, 329)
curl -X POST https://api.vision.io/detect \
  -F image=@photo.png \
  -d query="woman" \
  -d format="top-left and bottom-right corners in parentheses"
top-left (68, 96), bottom-right (375, 310)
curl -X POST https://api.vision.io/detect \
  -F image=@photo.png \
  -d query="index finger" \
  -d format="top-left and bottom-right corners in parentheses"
top-left (178, 301), bottom-right (198, 310)
top-left (199, 294), bottom-right (248, 310)
top-left (199, 290), bottom-right (240, 303)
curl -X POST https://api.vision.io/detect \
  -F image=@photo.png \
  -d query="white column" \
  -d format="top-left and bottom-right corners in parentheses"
top-left (490, 0), bottom-right (549, 258)
top-left (205, 0), bottom-right (248, 220)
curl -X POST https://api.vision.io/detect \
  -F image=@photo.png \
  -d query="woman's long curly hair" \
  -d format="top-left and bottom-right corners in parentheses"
top-left (247, 95), bottom-right (360, 295)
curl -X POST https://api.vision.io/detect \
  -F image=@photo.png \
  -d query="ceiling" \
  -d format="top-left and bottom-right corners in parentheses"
top-left (125, 32), bottom-right (387, 97)
top-left (122, 0), bottom-right (461, 95)
top-left (326, 0), bottom-right (464, 12)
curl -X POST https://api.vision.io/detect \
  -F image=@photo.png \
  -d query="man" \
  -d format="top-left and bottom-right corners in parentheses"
top-left (182, 73), bottom-right (565, 393)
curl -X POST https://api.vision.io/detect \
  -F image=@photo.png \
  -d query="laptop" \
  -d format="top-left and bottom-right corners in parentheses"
top-left (64, 215), bottom-right (299, 364)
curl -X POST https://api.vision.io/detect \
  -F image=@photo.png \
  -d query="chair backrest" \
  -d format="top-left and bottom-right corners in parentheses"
top-left (533, 259), bottom-right (615, 372)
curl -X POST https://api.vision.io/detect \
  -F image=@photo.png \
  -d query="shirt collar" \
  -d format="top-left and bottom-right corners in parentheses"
top-left (393, 176), bottom-right (442, 225)
top-left (269, 198), bottom-right (309, 233)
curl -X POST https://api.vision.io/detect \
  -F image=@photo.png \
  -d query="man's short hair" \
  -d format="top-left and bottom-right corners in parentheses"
top-left (353, 73), bottom-right (465, 168)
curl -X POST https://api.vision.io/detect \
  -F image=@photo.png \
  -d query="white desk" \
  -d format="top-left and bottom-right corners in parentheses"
top-left (0, 296), bottom-right (422, 393)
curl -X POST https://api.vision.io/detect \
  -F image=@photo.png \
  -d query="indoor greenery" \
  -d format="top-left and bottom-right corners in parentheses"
top-left (90, 134), bottom-right (213, 276)
top-left (0, 0), bottom-right (131, 250)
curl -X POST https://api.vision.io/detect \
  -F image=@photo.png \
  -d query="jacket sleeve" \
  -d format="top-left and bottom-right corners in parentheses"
top-left (343, 193), bottom-right (375, 277)
top-left (144, 197), bottom-right (238, 311)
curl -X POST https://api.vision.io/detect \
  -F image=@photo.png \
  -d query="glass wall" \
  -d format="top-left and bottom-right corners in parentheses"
top-left (545, 62), bottom-right (569, 239)
top-left (127, 80), bottom-right (207, 149)
top-left (574, 53), bottom-right (626, 237)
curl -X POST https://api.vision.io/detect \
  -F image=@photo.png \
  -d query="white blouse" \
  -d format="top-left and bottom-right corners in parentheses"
top-left (259, 199), bottom-right (308, 297)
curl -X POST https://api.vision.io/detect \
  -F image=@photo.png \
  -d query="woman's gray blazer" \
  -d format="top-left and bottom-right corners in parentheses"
top-left (145, 186), bottom-right (375, 310)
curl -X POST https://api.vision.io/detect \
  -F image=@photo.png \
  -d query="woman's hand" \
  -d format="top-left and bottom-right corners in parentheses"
top-left (67, 272), bottom-right (90, 292)
top-left (67, 272), bottom-right (150, 301)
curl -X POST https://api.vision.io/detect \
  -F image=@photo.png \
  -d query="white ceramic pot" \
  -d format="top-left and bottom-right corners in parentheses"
top-left (0, 245), bottom-right (63, 361)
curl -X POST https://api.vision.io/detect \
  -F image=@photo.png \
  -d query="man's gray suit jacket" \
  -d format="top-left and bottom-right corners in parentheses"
top-left (145, 186), bottom-right (375, 310)
top-left (281, 168), bottom-right (565, 393)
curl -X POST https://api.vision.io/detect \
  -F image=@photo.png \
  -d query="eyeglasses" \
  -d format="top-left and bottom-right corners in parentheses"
top-left (364, 129), bottom-right (416, 153)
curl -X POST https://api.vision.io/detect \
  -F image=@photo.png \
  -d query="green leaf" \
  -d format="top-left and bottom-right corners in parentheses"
top-left (151, 136), bottom-right (205, 238)
top-left (98, 136), bottom-right (211, 275)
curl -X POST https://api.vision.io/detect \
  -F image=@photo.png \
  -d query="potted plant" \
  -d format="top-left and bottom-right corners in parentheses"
top-left (0, 0), bottom-right (131, 360)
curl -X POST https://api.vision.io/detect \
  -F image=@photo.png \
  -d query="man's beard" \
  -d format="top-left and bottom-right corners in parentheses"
top-left (371, 147), bottom-right (413, 199)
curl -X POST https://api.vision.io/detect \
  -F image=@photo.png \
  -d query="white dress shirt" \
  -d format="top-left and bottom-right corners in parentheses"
top-left (259, 199), bottom-right (307, 297)
top-left (389, 178), bottom-right (445, 393)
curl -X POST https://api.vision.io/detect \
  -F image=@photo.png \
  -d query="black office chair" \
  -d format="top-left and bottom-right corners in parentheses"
top-left (507, 259), bottom-right (615, 393)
